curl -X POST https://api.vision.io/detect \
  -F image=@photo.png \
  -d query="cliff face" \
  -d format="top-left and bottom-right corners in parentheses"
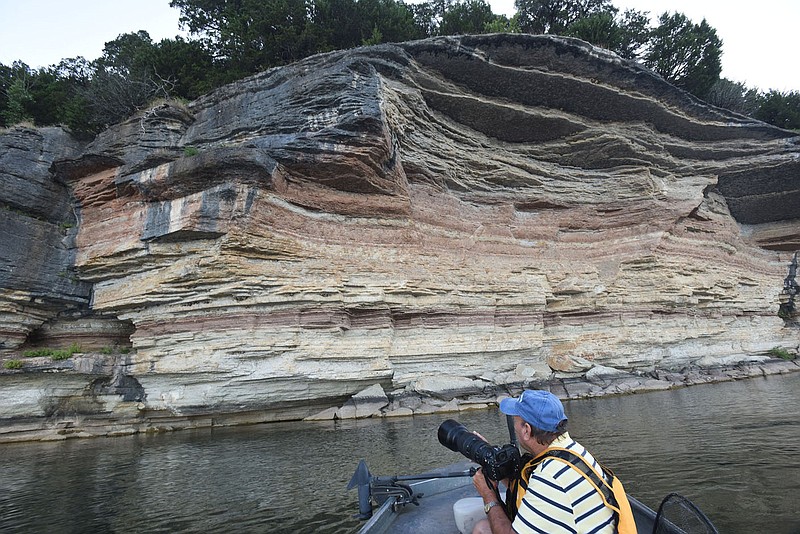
top-left (2, 35), bottom-right (799, 437)
top-left (0, 128), bottom-right (92, 347)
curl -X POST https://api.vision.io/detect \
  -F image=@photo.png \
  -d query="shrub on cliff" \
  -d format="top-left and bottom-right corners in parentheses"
top-left (768, 347), bottom-right (797, 360)
top-left (22, 343), bottom-right (82, 361)
top-left (754, 90), bottom-right (800, 131)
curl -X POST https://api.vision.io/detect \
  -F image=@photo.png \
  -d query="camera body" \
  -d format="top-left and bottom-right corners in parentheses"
top-left (438, 419), bottom-right (521, 481)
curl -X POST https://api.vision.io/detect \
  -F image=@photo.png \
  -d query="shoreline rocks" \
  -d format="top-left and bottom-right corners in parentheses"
top-left (311, 357), bottom-right (800, 421)
top-left (0, 357), bottom-right (797, 444)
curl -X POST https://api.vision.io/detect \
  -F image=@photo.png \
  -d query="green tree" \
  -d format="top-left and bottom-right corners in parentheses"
top-left (484, 14), bottom-right (520, 33)
top-left (705, 78), bottom-right (760, 115)
top-left (55, 58), bottom-right (95, 134)
top-left (312, 0), bottom-right (360, 50)
top-left (24, 69), bottom-right (69, 126)
top-left (754, 90), bottom-right (800, 130)
top-left (613, 8), bottom-right (650, 59)
top-left (644, 12), bottom-right (722, 99)
top-left (563, 11), bottom-right (619, 49)
top-left (0, 62), bottom-right (34, 126)
top-left (85, 32), bottom-right (176, 128)
top-left (351, 0), bottom-right (420, 44)
top-left (409, 0), bottom-right (445, 36)
top-left (363, 25), bottom-right (384, 45)
top-left (439, 0), bottom-right (495, 35)
top-left (513, 0), bottom-right (613, 35)
top-left (3, 77), bottom-right (33, 125)
top-left (538, 4), bottom-right (647, 59)
top-left (0, 58), bottom-right (95, 133)
top-left (0, 63), bottom-right (9, 127)
top-left (170, 0), bottom-right (320, 76)
top-left (96, 31), bottom-right (159, 75)
top-left (0, 63), bottom-right (8, 125)
top-left (151, 36), bottom-right (218, 98)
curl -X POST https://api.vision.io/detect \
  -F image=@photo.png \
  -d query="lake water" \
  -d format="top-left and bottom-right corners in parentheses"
top-left (1, 372), bottom-right (798, 533)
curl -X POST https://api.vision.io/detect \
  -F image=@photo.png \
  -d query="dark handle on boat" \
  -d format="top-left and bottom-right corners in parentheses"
top-left (507, 414), bottom-right (518, 447)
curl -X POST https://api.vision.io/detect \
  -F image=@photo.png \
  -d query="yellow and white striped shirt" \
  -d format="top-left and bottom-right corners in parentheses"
top-left (512, 433), bottom-right (616, 534)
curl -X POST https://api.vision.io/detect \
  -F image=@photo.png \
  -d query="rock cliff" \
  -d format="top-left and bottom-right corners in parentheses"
top-left (2, 34), bottom-right (799, 440)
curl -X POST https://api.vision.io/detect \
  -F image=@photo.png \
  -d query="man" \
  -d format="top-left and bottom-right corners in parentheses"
top-left (472, 389), bottom-right (617, 534)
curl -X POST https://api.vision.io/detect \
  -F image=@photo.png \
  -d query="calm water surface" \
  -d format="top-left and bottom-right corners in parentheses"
top-left (1, 372), bottom-right (798, 533)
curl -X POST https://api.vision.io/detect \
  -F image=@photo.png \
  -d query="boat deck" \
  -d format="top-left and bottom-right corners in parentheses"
top-left (356, 463), bottom-right (479, 534)
top-left (389, 477), bottom-right (479, 534)
top-left (356, 461), bottom-right (661, 534)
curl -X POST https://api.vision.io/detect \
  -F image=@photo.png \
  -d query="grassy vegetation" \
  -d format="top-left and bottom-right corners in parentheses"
top-left (3, 360), bottom-right (23, 369)
top-left (100, 345), bottom-right (132, 355)
top-left (768, 347), bottom-right (796, 360)
top-left (23, 342), bottom-right (81, 361)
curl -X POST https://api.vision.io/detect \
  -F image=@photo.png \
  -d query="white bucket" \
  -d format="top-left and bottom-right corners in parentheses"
top-left (453, 497), bottom-right (485, 534)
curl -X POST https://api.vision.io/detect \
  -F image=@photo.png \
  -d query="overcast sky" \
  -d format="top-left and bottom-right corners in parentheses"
top-left (0, 0), bottom-right (797, 92)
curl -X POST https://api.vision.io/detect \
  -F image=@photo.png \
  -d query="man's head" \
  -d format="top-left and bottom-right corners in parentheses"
top-left (499, 390), bottom-right (568, 450)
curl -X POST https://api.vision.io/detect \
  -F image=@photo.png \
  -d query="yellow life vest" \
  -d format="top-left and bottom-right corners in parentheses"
top-left (505, 447), bottom-right (637, 534)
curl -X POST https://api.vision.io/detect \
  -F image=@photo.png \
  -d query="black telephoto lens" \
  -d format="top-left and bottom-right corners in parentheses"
top-left (437, 419), bottom-right (521, 481)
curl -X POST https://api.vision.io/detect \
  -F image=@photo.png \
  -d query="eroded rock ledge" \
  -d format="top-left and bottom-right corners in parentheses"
top-left (0, 356), bottom-right (796, 443)
top-left (305, 358), bottom-right (800, 421)
top-left (2, 35), bottom-right (800, 440)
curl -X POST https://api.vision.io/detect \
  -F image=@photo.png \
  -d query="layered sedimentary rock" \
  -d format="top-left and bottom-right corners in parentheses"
top-left (0, 128), bottom-right (92, 349)
top-left (2, 35), bottom-right (799, 439)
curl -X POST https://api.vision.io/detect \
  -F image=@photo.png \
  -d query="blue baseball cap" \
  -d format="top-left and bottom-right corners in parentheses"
top-left (499, 390), bottom-right (567, 432)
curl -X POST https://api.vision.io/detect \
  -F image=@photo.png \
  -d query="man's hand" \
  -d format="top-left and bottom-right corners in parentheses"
top-left (472, 468), bottom-right (516, 534)
top-left (472, 468), bottom-right (497, 500)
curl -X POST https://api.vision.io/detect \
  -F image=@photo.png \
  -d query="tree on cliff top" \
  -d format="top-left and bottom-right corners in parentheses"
top-left (513, 0), bottom-right (613, 34)
top-left (0, 59), bottom-right (92, 131)
top-left (563, 8), bottom-right (649, 59)
top-left (313, 0), bottom-right (421, 50)
top-left (754, 90), bottom-right (800, 130)
top-left (705, 78), bottom-right (760, 116)
top-left (439, 0), bottom-right (495, 35)
top-left (0, 63), bottom-right (34, 126)
top-left (509, 1), bottom-right (650, 62)
top-left (169, 0), bottom-right (327, 76)
top-left (510, 2), bottom-right (722, 100)
top-left (643, 12), bottom-right (722, 100)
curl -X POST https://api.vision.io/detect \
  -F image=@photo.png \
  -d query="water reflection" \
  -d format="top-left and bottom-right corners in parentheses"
top-left (564, 373), bottom-right (800, 534)
top-left (0, 373), bottom-right (798, 533)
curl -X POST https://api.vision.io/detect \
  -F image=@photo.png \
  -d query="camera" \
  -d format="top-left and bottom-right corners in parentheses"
top-left (437, 419), bottom-right (521, 480)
